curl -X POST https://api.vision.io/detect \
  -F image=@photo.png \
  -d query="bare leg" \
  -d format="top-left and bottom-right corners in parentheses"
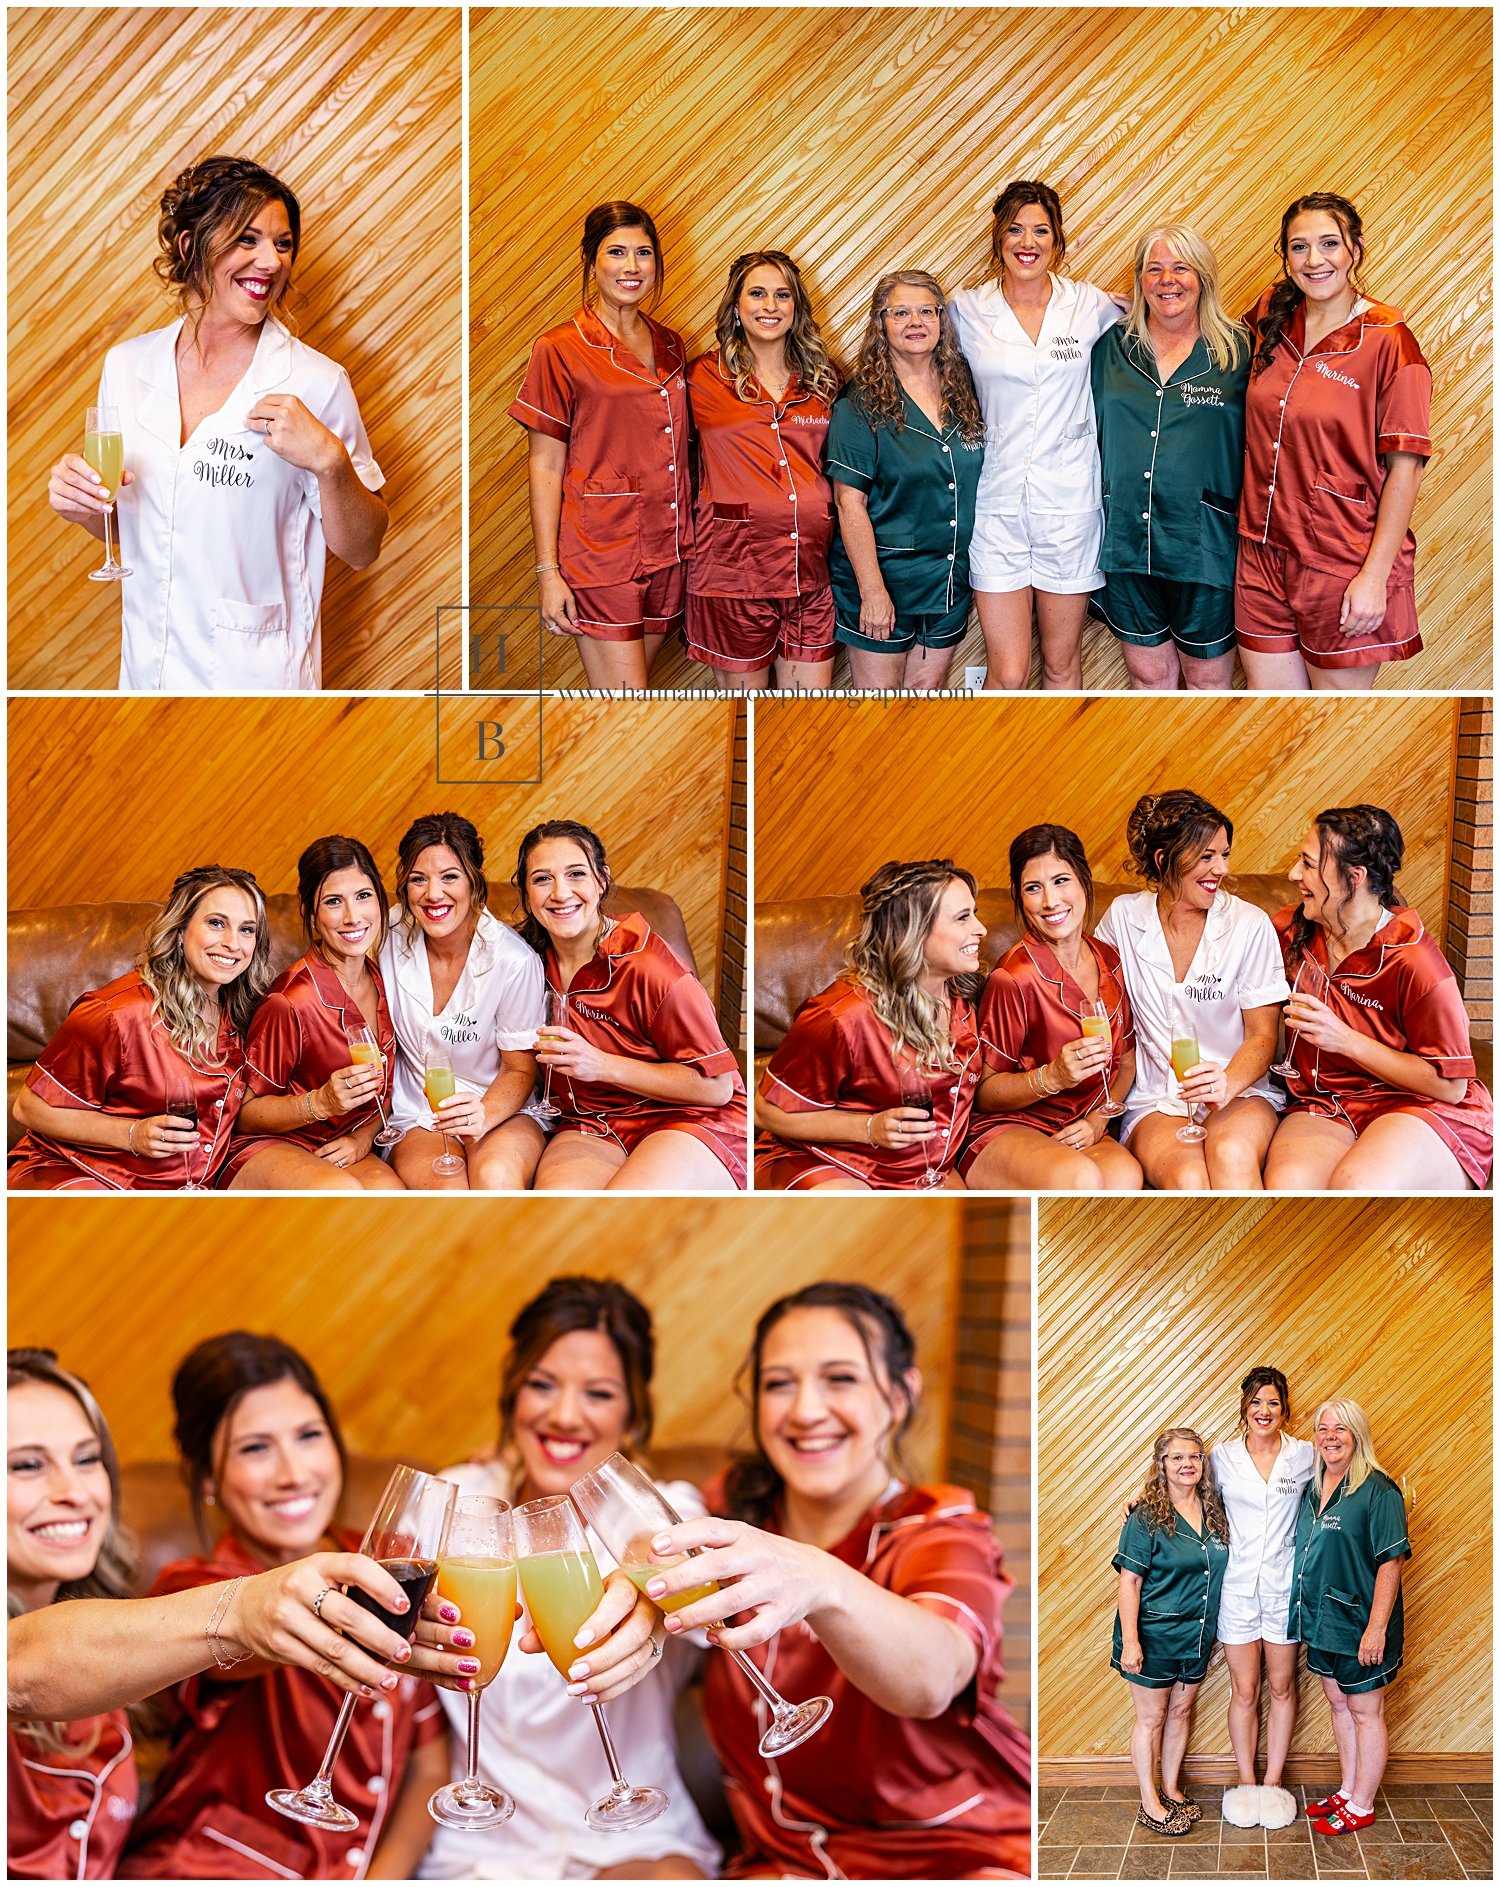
top-left (1262, 1642), bottom-right (1300, 1787)
top-left (773, 656), bottom-right (835, 691)
top-left (393, 1125), bottom-right (472, 1192)
top-left (965, 1125), bottom-right (1142, 1192)
top-left (1160, 1679), bottom-right (1202, 1803)
top-left (845, 645), bottom-right (911, 690)
top-left (1264, 1111), bottom-right (1352, 1192)
top-left (1128, 1112), bottom-right (1211, 1192)
top-left (1239, 647), bottom-right (1310, 691)
top-left (464, 1113), bottom-right (546, 1191)
top-left (804, 1173), bottom-right (874, 1192)
top-left (1128, 1684), bottom-right (1171, 1819)
top-left (903, 642), bottom-right (956, 690)
top-left (1120, 640), bottom-right (1183, 691)
top-left (594, 1857), bottom-right (707, 1879)
top-left (1321, 1677), bottom-right (1358, 1800)
top-left (975, 588), bottom-right (1034, 690)
top-left (712, 666), bottom-right (771, 692)
top-left (1223, 1641), bottom-right (1265, 1784)
top-left (1203, 1095), bottom-right (1278, 1191)
top-left (1327, 1110), bottom-right (1473, 1192)
top-left (605, 1129), bottom-right (738, 1192)
top-left (228, 1143), bottom-right (369, 1193)
top-left (1308, 661), bottom-right (1380, 692)
top-left (533, 1131), bottom-right (627, 1191)
top-left (1034, 590), bottom-right (1089, 689)
top-left (1180, 650), bottom-right (1237, 691)
top-left (576, 637), bottom-right (658, 690)
top-left (1345, 1689), bottom-right (1389, 1811)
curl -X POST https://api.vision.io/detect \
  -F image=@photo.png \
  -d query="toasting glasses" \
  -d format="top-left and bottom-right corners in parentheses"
top-left (513, 1493), bottom-right (668, 1831)
top-left (268, 1466), bottom-right (456, 1830)
top-left (164, 1073), bottom-right (205, 1191)
top-left (1271, 956), bottom-right (1327, 1077)
top-left (346, 1023), bottom-right (402, 1148)
top-left (530, 991), bottom-right (570, 1124)
top-left (1081, 1000), bottom-right (1124, 1118)
top-left (571, 1453), bottom-right (834, 1759)
top-left (1171, 987), bottom-right (1208, 1146)
top-left (427, 1496), bottom-right (517, 1831)
top-left (893, 1046), bottom-right (940, 1189)
top-left (424, 1037), bottom-right (466, 1176)
top-left (84, 405), bottom-right (132, 581)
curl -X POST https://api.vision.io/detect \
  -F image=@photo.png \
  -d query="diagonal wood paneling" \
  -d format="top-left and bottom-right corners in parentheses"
top-left (752, 696), bottom-right (1459, 943)
top-left (1037, 1197), bottom-right (1492, 1757)
top-left (7, 1196), bottom-right (962, 1489)
top-left (470, 7), bottom-right (1490, 693)
top-left (7, 697), bottom-right (734, 1004)
top-left (8, 6), bottom-right (461, 691)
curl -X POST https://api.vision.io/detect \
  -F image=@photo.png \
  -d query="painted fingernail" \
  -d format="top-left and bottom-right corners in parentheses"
top-left (457, 1658), bottom-right (481, 1675)
top-left (579, 1692), bottom-right (598, 1705)
top-left (573, 1626), bottom-right (595, 1648)
top-left (359, 1686), bottom-right (376, 1699)
top-left (651, 1534), bottom-right (672, 1552)
top-left (382, 1673), bottom-right (399, 1690)
top-left (663, 1616), bottom-right (682, 1632)
top-left (393, 1642), bottom-right (411, 1660)
top-left (568, 1660), bottom-right (590, 1680)
top-left (566, 1678), bottom-right (589, 1695)
top-left (456, 1676), bottom-right (473, 1691)
top-left (395, 1594), bottom-right (410, 1610)
top-left (451, 1629), bottom-right (475, 1648)
top-left (646, 1578), bottom-right (666, 1599)
top-left (439, 1603), bottom-right (460, 1623)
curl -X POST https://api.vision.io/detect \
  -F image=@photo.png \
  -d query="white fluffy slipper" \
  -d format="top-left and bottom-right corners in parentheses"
top-left (1259, 1785), bottom-right (1298, 1828)
top-left (1221, 1784), bottom-right (1263, 1826)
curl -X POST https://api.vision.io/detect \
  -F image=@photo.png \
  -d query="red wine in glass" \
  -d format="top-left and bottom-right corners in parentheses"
top-left (346, 1558), bottom-right (438, 1635)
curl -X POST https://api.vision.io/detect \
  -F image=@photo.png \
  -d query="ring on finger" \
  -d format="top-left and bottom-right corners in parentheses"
top-left (313, 1585), bottom-right (333, 1620)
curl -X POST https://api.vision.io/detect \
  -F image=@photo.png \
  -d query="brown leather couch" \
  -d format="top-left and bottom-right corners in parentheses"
top-left (8, 887), bottom-right (695, 1150)
top-left (755, 875), bottom-right (1493, 1091)
top-left (117, 1445), bottom-right (737, 1847)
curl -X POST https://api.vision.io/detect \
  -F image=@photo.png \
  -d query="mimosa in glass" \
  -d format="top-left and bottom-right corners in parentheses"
top-left (347, 1023), bottom-right (402, 1147)
top-left (428, 1496), bottom-right (518, 1831)
top-left (1081, 1002), bottom-right (1123, 1118)
top-left (425, 1038), bottom-right (465, 1176)
top-left (84, 405), bottom-right (132, 581)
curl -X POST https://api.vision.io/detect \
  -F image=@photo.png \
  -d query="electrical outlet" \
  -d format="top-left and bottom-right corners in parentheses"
top-left (963, 665), bottom-right (988, 691)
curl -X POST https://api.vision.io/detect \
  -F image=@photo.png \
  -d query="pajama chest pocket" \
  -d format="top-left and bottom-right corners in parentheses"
top-left (570, 480), bottom-right (641, 567)
top-left (1306, 471), bottom-right (1374, 550)
top-left (1198, 489), bottom-right (1239, 579)
top-left (209, 600), bottom-right (297, 690)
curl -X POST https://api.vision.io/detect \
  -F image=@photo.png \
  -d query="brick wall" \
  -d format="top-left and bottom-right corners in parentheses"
top-left (721, 701), bottom-right (748, 1053)
top-left (948, 1199), bottom-right (1032, 1736)
top-left (1446, 697), bottom-right (1492, 1041)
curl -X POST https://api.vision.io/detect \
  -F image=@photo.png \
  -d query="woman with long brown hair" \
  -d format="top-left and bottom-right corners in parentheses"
top-left (510, 201), bottom-right (690, 689)
top-left (620, 1281), bottom-right (1031, 1878)
top-left (949, 178), bottom-right (1129, 690)
top-left (1264, 804), bottom-right (1491, 1191)
top-left (755, 859), bottom-right (985, 1191)
top-left (961, 824), bottom-right (1142, 1191)
top-left (10, 866), bottom-right (271, 1190)
top-left (1236, 193), bottom-right (1432, 690)
top-left (685, 250), bottom-right (841, 690)
top-left (378, 812), bottom-right (546, 1191)
top-left (515, 820), bottom-right (746, 1191)
top-left (422, 1275), bottom-right (721, 1879)
top-left (45, 154), bottom-right (387, 691)
top-left (827, 270), bottom-right (987, 690)
top-left (224, 835), bottom-right (405, 1191)
top-left (1111, 1426), bottom-right (1230, 1838)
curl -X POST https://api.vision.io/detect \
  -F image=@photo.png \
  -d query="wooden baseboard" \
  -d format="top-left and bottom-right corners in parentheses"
top-left (1041, 1754), bottom-right (1493, 1787)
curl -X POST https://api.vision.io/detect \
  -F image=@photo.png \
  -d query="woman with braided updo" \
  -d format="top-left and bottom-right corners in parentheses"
top-left (755, 860), bottom-right (986, 1190)
top-left (1235, 194), bottom-right (1432, 690)
top-left (1264, 805), bottom-right (1492, 1190)
top-left (1095, 792), bottom-right (1287, 1190)
top-left (45, 155), bottom-right (387, 691)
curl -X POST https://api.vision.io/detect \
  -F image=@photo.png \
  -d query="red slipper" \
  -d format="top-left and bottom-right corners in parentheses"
top-left (1305, 1790), bottom-right (1348, 1818)
top-left (1312, 1803), bottom-right (1375, 1836)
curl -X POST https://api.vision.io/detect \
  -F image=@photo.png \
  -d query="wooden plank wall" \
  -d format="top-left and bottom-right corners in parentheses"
top-left (8, 1195), bottom-right (962, 1486)
top-left (1036, 1197), bottom-right (1492, 1758)
top-left (753, 696), bottom-right (1458, 935)
top-left (7, 698), bottom-right (734, 1003)
top-left (470, 7), bottom-right (1491, 694)
top-left (8, 6), bottom-right (461, 691)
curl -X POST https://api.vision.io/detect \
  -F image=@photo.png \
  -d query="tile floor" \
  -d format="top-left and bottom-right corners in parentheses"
top-left (1038, 1781), bottom-right (1492, 1879)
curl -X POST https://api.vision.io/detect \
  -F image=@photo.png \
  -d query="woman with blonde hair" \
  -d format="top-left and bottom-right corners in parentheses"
top-left (1111, 1426), bottom-right (1230, 1837)
top-left (1289, 1399), bottom-right (1410, 1838)
top-left (754, 859), bottom-right (985, 1190)
top-left (686, 250), bottom-right (841, 690)
top-left (46, 155), bottom-right (387, 691)
top-left (948, 179), bottom-right (1130, 689)
top-left (1090, 225), bottom-right (1250, 691)
top-left (827, 270), bottom-right (987, 690)
top-left (10, 866), bottom-right (271, 1190)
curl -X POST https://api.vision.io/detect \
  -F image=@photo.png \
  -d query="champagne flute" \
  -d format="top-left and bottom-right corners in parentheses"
top-left (1401, 1475), bottom-right (1417, 1514)
top-left (269, 1466), bottom-right (455, 1830)
top-left (428, 1496), bottom-right (517, 1831)
top-left (347, 1023), bottom-right (402, 1148)
top-left (164, 1073), bottom-right (204, 1192)
top-left (1271, 957), bottom-right (1314, 1076)
top-left (530, 990), bottom-right (569, 1124)
top-left (425, 1038), bottom-right (466, 1176)
top-left (571, 1453), bottom-right (834, 1759)
top-left (893, 1046), bottom-right (939, 1189)
top-left (513, 1494), bottom-right (668, 1831)
top-left (1171, 988), bottom-right (1207, 1145)
top-left (84, 405), bottom-right (132, 581)
top-left (1081, 1000), bottom-right (1124, 1118)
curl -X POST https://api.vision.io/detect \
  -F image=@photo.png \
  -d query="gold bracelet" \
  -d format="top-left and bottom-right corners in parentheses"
top-left (865, 1114), bottom-right (876, 1144)
top-left (206, 1576), bottom-right (252, 1670)
top-left (127, 1118), bottom-right (139, 1154)
top-left (535, 561), bottom-right (560, 574)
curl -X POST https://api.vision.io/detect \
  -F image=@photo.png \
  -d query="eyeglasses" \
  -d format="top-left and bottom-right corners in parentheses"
top-left (881, 305), bottom-right (942, 322)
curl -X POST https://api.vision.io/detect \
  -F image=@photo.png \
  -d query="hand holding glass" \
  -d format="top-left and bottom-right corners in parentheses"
top-left (428, 1496), bottom-right (517, 1831)
top-left (894, 1047), bottom-right (940, 1189)
top-left (347, 1024), bottom-right (402, 1148)
top-left (1271, 957), bottom-right (1323, 1076)
top-left (164, 1074), bottom-right (205, 1191)
top-left (514, 1493), bottom-right (667, 1831)
top-left (84, 406), bottom-right (132, 581)
top-left (571, 1453), bottom-right (833, 1759)
top-left (1171, 989), bottom-right (1207, 1145)
top-left (269, 1466), bottom-right (455, 1831)
top-left (425, 1040), bottom-right (466, 1176)
top-left (530, 991), bottom-right (570, 1123)
top-left (1081, 1001), bottom-right (1123, 1117)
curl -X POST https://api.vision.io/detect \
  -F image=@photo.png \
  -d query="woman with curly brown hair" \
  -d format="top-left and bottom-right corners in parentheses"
top-left (1263, 804), bottom-right (1492, 1191)
top-left (1111, 1427), bottom-right (1230, 1838)
top-left (9, 866), bottom-right (271, 1190)
top-left (755, 859), bottom-right (985, 1190)
top-left (826, 271), bottom-right (987, 689)
top-left (1236, 194), bottom-right (1432, 690)
top-left (45, 155), bottom-right (387, 691)
top-left (685, 250), bottom-right (842, 690)
top-left (1094, 791), bottom-right (1287, 1190)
